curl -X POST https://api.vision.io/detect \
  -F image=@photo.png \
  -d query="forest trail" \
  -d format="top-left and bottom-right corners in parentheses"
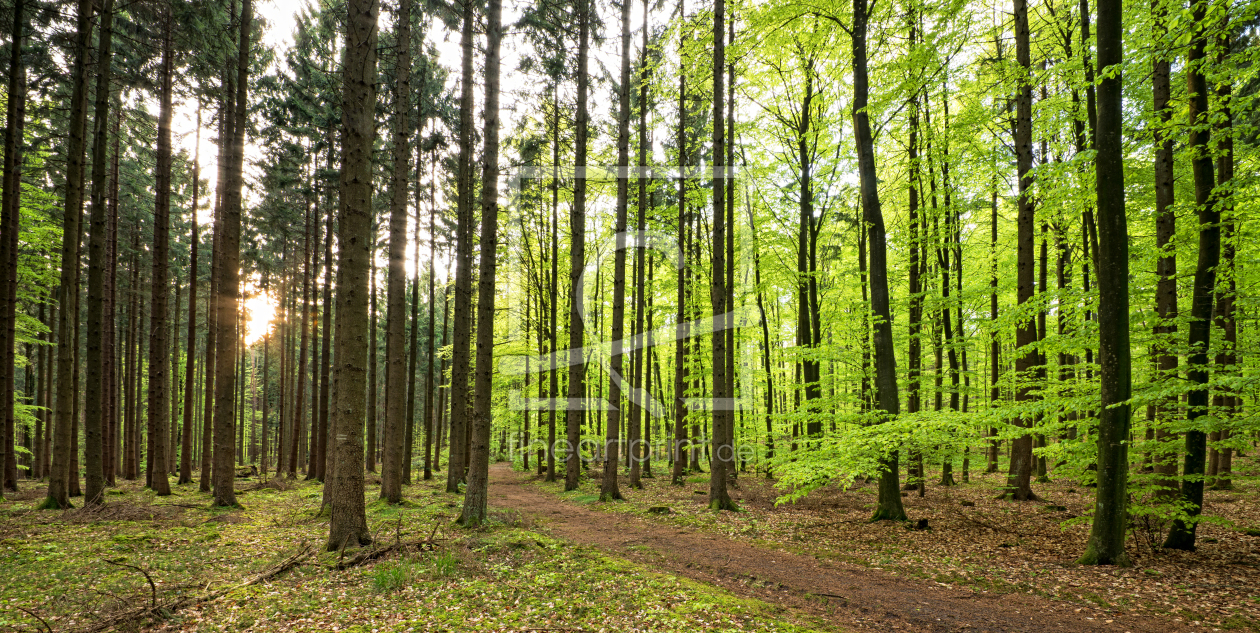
top-left (487, 463), bottom-right (1178, 633)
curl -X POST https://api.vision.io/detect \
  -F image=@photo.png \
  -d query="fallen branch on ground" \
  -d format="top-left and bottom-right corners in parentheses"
top-left (70, 542), bottom-right (315, 633)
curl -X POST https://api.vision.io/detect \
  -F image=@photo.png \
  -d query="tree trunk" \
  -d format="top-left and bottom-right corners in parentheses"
top-left (317, 210), bottom-right (333, 478)
top-left (446, 0), bottom-right (476, 494)
top-left (147, 8), bottom-right (173, 496)
top-left (670, 0), bottom-right (690, 486)
top-left (1078, 0), bottom-right (1130, 564)
top-left (381, 0), bottom-right (411, 503)
top-left (564, 0), bottom-right (592, 492)
top-left (1150, 0), bottom-right (1178, 497)
top-left (459, 0), bottom-right (502, 526)
top-left (1210, 29), bottom-right (1235, 492)
top-left (1003, 0), bottom-right (1038, 501)
top-left (404, 238), bottom-right (420, 484)
top-left (854, 0), bottom-right (906, 522)
top-left (600, 0), bottom-right (633, 502)
top-left (291, 206), bottom-right (312, 478)
top-left (0, 0), bottom-right (26, 494)
top-left (1164, 0), bottom-right (1219, 552)
top-left (326, 0), bottom-right (377, 551)
top-left (41, 0), bottom-right (94, 510)
top-left (212, 0), bottom-right (252, 508)
top-left (707, 0), bottom-right (735, 511)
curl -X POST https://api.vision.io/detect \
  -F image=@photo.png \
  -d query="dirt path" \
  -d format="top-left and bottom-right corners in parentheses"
top-left (488, 464), bottom-right (1179, 633)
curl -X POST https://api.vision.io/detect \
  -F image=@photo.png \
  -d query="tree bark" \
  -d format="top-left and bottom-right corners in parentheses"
top-left (1003, 0), bottom-right (1037, 501)
top-left (1078, 0), bottom-right (1130, 565)
top-left (853, 0), bottom-right (906, 522)
top-left (41, 0), bottom-right (95, 510)
top-left (564, 0), bottom-right (591, 492)
top-left (381, 0), bottom-right (411, 503)
top-left (0, 0), bottom-right (26, 494)
top-left (326, 0), bottom-right (377, 551)
top-left (600, 0), bottom-right (634, 502)
top-left (1164, 0), bottom-right (1219, 552)
top-left (459, 0), bottom-right (502, 526)
top-left (212, 0), bottom-right (252, 508)
top-left (147, 7), bottom-right (173, 497)
top-left (446, 0), bottom-right (476, 494)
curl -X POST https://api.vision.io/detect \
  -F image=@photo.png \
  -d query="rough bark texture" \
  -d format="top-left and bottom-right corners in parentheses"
top-left (0, 0), bottom-right (25, 495)
top-left (147, 9), bottom-right (173, 497)
top-left (459, 0), bottom-right (501, 526)
top-left (446, 0), bottom-right (475, 494)
top-left (565, 0), bottom-right (591, 492)
top-left (326, 0), bottom-right (377, 551)
top-left (601, 0), bottom-right (633, 503)
top-left (707, 0), bottom-right (735, 512)
top-left (42, 0), bottom-right (94, 510)
top-left (212, 0), bottom-right (252, 508)
top-left (380, 0), bottom-right (411, 504)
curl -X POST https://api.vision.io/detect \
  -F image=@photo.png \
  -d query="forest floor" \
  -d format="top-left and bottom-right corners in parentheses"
top-left (0, 471), bottom-right (834, 632)
top-left (501, 458), bottom-right (1260, 632)
top-left (0, 457), bottom-right (1255, 633)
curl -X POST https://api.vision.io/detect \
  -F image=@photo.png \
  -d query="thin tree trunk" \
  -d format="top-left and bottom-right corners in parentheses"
top-left (564, 0), bottom-right (591, 492)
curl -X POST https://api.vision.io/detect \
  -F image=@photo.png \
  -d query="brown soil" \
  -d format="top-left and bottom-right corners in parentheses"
top-left (488, 463), bottom-right (1181, 633)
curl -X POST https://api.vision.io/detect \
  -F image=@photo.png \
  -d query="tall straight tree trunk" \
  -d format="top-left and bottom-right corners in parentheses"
top-left (1078, 0), bottom-right (1130, 564)
top-left (1150, 0), bottom-right (1178, 495)
top-left (423, 145), bottom-right (437, 481)
top-left (304, 200), bottom-right (323, 478)
top-left (446, 0), bottom-right (476, 494)
top-left (1164, 0), bottom-right (1219, 552)
top-left (381, 0), bottom-right (411, 503)
top-left (987, 186), bottom-right (1000, 472)
top-left (707, 0), bottom-right (735, 511)
top-left (180, 109), bottom-right (202, 485)
top-left (0, 0), bottom-right (26, 494)
top-left (1211, 30), bottom-right (1235, 491)
top-left (41, 0), bottom-right (94, 510)
top-left (200, 202), bottom-right (221, 489)
top-left (326, 0), bottom-right (377, 550)
top-left (546, 89), bottom-right (560, 482)
top-left (212, 0), bottom-right (252, 507)
top-left (854, 0), bottom-right (906, 521)
top-left (459, 0), bottom-right (502, 526)
top-left (628, 0), bottom-right (650, 489)
top-left (1004, 0), bottom-right (1038, 501)
top-left (366, 238), bottom-right (377, 473)
top-left (106, 120), bottom-right (120, 484)
top-left (147, 9), bottom-right (173, 496)
top-left (670, 0), bottom-right (690, 486)
top-left (600, 0), bottom-right (633, 502)
top-left (291, 206), bottom-right (312, 477)
top-left (124, 249), bottom-right (138, 480)
top-left (565, 0), bottom-right (591, 492)
top-left (317, 211), bottom-right (333, 478)
top-left (404, 238), bottom-right (420, 484)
